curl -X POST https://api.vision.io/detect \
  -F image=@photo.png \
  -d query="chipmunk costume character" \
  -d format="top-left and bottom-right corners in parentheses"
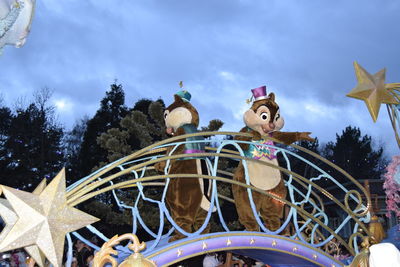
top-left (155, 90), bottom-right (212, 242)
top-left (233, 85), bottom-right (315, 232)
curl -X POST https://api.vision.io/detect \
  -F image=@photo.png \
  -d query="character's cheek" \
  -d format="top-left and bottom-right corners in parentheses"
top-left (275, 118), bottom-right (285, 130)
top-left (243, 109), bottom-right (258, 126)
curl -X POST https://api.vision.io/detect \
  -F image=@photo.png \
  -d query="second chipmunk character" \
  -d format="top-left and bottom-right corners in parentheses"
top-left (233, 85), bottom-right (315, 232)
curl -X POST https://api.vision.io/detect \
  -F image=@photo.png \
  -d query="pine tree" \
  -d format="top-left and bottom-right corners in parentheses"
top-left (64, 116), bottom-right (89, 184)
top-left (2, 89), bottom-right (64, 190)
top-left (0, 103), bottom-right (13, 184)
top-left (323, 126), bottom-right (387, 183)
top-left (78, 82), bottom-right (128, 176)
top-left (97, 99), bottom-right (166, 163)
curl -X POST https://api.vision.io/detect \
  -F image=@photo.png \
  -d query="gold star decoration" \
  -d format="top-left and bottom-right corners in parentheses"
top-left (0, 179), bottom-right (47, 267)
top-left (272, 240), bottom-right (277, 247)
top-left (226, 238), bottom-right (232, 246)
top-left (250, 238), bottom-right (255, 245)
top-left (292, 247), bottom-right (298, 252)
top-left (177, 249), bottom-right (183, 257)
top-left (0, 198), bottom-right (17, 243)
top-left (346, 61), bottom-right (399, 122)
top-left (0, 169), bottom-right (99, 267)
top-left (312, 254), bottom-right (318, 260)
top-left (202, 242), bottom-right (208, 250)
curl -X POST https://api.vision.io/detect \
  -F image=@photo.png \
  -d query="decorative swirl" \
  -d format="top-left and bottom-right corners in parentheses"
top-left (344, 190), bottom-right (368, 217)
top-left (93, 234), bottom-right (155, 267)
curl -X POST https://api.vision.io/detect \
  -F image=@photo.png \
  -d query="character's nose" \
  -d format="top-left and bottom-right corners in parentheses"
top-left (269, 122), bottom-right (275, 130)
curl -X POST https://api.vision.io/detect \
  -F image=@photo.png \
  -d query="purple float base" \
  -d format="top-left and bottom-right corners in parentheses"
top-left (144, 232), bottom-right (343, 267)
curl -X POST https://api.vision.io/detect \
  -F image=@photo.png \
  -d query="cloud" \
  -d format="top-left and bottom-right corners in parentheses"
top-left (0, 0), bottom-right (398, 156)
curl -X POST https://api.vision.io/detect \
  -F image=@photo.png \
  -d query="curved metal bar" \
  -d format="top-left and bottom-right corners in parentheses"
top-left (70, 150), bottom-right (370, 235)
top-left (67, 132), bottom-right (372, 257)
top-left (70, 173), bottom-right (356, 255)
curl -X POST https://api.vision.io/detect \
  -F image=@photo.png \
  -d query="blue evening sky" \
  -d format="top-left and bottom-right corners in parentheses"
top-left (0, 0), bottom-right (399, 156)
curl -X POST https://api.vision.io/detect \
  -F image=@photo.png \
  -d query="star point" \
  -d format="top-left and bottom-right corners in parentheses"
top-left (0, 169), bottom-right (99, 267)
top-left (347, 61), bottom-right (399, 122)
top-left (0, 180), bottom-right (47, 267)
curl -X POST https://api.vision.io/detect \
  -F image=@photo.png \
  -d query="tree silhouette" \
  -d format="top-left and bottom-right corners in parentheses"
top-left (323, 126), bottom-right (387, 182)
top-left (78, 82), bottom-right (128, 176)
top-left (1, 89), bottom-right (64, 190)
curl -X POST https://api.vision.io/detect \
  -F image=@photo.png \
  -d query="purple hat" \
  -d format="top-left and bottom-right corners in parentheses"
top-left (251, 85), bottom-right (268, 102)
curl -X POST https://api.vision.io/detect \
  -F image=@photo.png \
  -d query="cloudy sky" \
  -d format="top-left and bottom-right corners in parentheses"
top-left (0, 0), bottom-right (399, 157)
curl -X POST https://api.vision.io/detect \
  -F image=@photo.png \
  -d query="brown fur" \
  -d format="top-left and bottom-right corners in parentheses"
top-left (155, 94), bottom-right (209, 242)
top-left (233, 92), bottom-right (314, 232)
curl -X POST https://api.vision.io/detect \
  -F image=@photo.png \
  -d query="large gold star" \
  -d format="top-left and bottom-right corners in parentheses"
top-left (0, 169), bottom-right (99, 267)
top-left (0, 179), bottom-right (47, 267)
top-left (346, 61), bottom-right (399, 122)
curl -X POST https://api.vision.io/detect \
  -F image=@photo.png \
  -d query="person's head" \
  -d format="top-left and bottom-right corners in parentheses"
top-left (75, 240), bottom-right (85, 251)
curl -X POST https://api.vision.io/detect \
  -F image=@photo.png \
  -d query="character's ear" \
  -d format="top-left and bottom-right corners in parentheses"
top-left (268, 93), bottom-right (275, 101)
top-left (174, 94), bottom-right (183, 103)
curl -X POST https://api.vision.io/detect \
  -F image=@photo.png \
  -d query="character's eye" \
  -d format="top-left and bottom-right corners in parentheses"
top-left (275, 113), bottom-right (280, 121)
top-left (164, 110), bottom-right (169, 120)
top-left (260, 112), bottom-right (269, 121)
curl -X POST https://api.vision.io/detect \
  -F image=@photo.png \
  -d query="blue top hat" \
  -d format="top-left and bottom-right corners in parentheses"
top-left (176, 90), bottom-right (191, 102)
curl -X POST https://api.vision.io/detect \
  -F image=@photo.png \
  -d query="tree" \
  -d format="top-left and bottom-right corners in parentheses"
top-left (322, 126), bottom-right (387, 182)
top-left (0, 102), bottom-right (13, 183)
top-left (2, 88), bottom-right (64, 190)
top-left (97, 99), bottom-right (166, 163)
top-left (78, 82), bottom-right (128, 177)
top-left (64, 116), bottom-right (89, 184)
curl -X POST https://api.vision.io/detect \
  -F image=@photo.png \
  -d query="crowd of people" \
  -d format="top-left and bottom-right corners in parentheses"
top-left (0, 237), bottom-right (99, 267)
top-left (69, 239), bottom-right (96, 267)
top-left (0, 249), bottom-right (29, 267)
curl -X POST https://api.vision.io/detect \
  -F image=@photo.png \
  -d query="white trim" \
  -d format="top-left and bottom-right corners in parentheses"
top-left (254, 95), bottom-right (268, 101)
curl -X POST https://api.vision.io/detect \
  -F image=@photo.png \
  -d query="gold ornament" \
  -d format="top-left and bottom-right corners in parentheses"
top-left (202, 242), bottom-right (208, 250)
top-left (0, 169), bottom-right (99, 267)
top-left (250, 238), bottom-right (255, 245)
top-left (0, 179), bottom-right (47, 267)
top-left (93, 234), bottom-right (156, 267)
top-left (226, 238), bottom-right (232, 246)
top-left (346, 61), bottom-right (399, 122)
